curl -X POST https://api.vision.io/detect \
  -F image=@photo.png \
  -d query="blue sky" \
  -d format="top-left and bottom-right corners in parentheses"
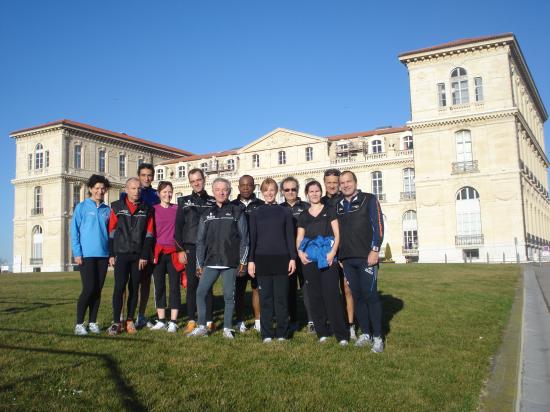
top-left (0, 0), bottom-right (549, 264)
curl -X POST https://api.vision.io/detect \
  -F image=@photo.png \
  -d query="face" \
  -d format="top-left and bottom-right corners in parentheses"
top-left (282, 180), bottom-right (298, 203)
top-left (126, 180), bottom-right (141, 202)
top-left (138, 168), bottom-right (154, 188)
top-left (262, 183), bottom-right (278, 204)
top-left (339, 173), bottom-right (357, 197)
top-left (324, 175), bottom-right (339, 196)
top-left (159, 185), bottom-right (173, 204)
top-left (212, 182), bottom-right (230, 203)
top-left (307, 184), bottom-right (322, 204)
top-left (89, 183), bottom-right (106, 202)
top-left (189, 172), bottom-right (205, 193)
top-left (238, 176), bottom-right (254, 199)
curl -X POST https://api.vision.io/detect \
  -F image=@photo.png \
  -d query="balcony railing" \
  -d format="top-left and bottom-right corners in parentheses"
top-left (31, 208), bottom-right (43, 215)
top-left (365, 152), bottom-right (387, 161)
top-left (331, 156), bottom-right (358, 165)
top-left (402, 246), bottom-right (419, 255)
top-left (455, 234), bottom-right (484, 246)
top-left (395, 149), bottom-right (413, 157)
top-left (400, 191), bottom-right (416, 201)
top-left (30, 258), bottom-right (43, 265)
top-left (335, 142), bottom-right (364, 153)
top-left (375, 193), bottom-right (386, 202)
top-left (451, 160), bottom-right (479, 174)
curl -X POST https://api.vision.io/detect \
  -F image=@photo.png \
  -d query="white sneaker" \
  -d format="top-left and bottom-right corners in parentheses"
top-left (188, 325), bottom-right (208, 337)
top-left (223, 328), bottom-right (235, 339)
top-left (306, 322), bottom-right (316, 334)
top-left (349, 325), bottom-right (357, 340)
top-left (167, 321), bottom-right (178, 333)
top-left (151, 320), bottom-right (167, 330)
top-left (263, 337), bottom-right (272, 343)
top-left (88, 323), bottom-right (100, 334)
top-left (236, 321), bottom-right (247, 333)
top-left (355, 333), bottom-right (374, 347)
top-left (254, 319), bottom-right (261, 332)
top-left (339, 340), bottom-right (349, 346)
top-left (319, 336), bottom-right (328, 343)
top-left (277, 337), bottom-right (286, 341)
top-left (74, 324), bottom-right (88, 336)
top-left (371, 336), bottom-right (384, 353)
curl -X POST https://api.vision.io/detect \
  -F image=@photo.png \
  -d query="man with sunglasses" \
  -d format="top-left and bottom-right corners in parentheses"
top-left (280, 176), bottom-right (314, 333)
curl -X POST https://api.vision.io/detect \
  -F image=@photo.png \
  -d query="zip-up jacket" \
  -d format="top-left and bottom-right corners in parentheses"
top-left (196, 202), bottom-right (249, 268)
top-left (298, 235), bottom-right (335, 270)
top-left (174, 190), bottom-right (215, 250)
top-left (321, 193), bottom-right (342, 209)
top-left (280, 198), bottom-right (310, 223)
top-left (336, 191), bottom-right (384, 260)
top-left (108, 198), bottom-right (154, 259)
top-left (71, 198), bottom-right (110, 258)
top-left (230, 194), bottom-right (265, 218)
top-left (120, 187), bottom-right (160, 207)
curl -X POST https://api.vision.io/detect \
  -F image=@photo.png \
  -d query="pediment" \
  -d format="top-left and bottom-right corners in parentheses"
top-left (240, 128), bottom-right (326, 152)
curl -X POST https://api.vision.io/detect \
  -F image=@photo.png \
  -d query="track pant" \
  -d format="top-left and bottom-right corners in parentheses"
top-left (112, 254), bottom-right (141, 323)
top-left (342, 259), bottom-right (382, 337)
top-left (138, 260), bottom-right (154, 316)
top-left (302, 262), bottom-right (349, 341)
top-left (257, 275), bottom-right (289, 339)
top-left (76, 257), bottom-right (108, 324)
top-left (153, 253), bottom-right (181, 310)
top-left (235, 274), bottom-right (258, 323)
top-left (288, 266), bottom-right (313, 323)
top-left (185, 246), bottom-right (213, 322)
top-left (197, 267), bottom-right (237, 329)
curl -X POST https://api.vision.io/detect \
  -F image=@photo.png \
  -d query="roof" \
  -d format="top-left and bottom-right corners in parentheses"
top-left (10, 119), bottom-right (193, 156)
top-left (398, 33), bottom-right (514, 58)
top-left (326, 126), bottom-right (410, 142)
top-left (160, 149), bottom-right (239, 165)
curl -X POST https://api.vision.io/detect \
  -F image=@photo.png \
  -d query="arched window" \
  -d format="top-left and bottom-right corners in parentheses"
top-left (455, 130), bottom-right (472, 162)
top-left (33, 186), bottom-right (42, 214)
top-left (177, 165), bottom-right (186, 178)
top-left (402, 210), bottom-right (418, 251)
top-left (35, 143), bottom-right (44, 169)
top-left (451, 67), bottom-right (469, 105)
top-left (278, 151), bottom-right (286, 165)
top-left (305, 147), bottom-right (313, 162)
top-left (32, 225), bottom-right (43, 260)
top-left (403, 135), bottom-right (413, 150)
top-left (98, 149), bottom-right (106, 173)
top-left (403, 168), bottom-right (415, 193)
top-left (200, 162), bottom-right (208, 173)
top-left (227, 159), bottom-right (235, 171)
top-left (456, 186), bottom-right (482, 239)
top-left (156, 168), bottom-right (164, 181)
top-left (372, 171), bottom-right (383, 195)
top-left (371, 140), bottom-right (383, 154)
top-left (252, 154), bottom-right (260, 168)
top-left (74, 145), bottom-right (82, 169)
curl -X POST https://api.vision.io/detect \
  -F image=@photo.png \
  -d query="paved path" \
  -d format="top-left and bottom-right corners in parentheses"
top-left (519, 263), bottom-right (550, 411)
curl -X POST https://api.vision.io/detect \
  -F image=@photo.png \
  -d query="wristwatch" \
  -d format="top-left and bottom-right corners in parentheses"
top-left (372, 246), bottom-right (379, 252)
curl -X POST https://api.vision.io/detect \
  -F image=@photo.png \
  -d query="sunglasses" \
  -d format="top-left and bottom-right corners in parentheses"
top-left (283, 188), bottom-right (297, 192)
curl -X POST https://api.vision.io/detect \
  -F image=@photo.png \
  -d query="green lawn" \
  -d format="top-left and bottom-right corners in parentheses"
top-left (0, 264), bottom-right (520, 412)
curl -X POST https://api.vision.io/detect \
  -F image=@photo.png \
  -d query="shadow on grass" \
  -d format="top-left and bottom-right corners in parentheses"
top-left (0, 344), bottom-right (146, 411)
top-left (379, 290), bottom-right (404, 337)
top-left (0, 327), bottom-right (155, 343)
top-left (0, 300), bottom-right (74, 315)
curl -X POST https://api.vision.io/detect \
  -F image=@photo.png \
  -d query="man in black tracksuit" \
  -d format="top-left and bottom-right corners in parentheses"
top-left (175, 168), bottom-right (215, 334)
top-left (336, 170), bottom-right (385, 353)
top-left (230, 175), bottom-right (264, 333)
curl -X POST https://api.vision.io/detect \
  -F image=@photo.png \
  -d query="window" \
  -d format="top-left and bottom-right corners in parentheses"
top-left (32, 225), bottom-right (43, 260)
top-left (254, 184), bottom-right (261, 199)
top-left (28, 154), bottom-right (33, 171)
top-left (45, 150), bottom-right (49, 168)
top-left (372, 171), bottom-right (383, 195)
top-left (175, 192), bottom-right (183, 199)
top-left (456, 187), bottom-right (481, 236)
top-left (73, 184), bottom-right (81, 210)
top-left (200, 162), bottom-right (208, 173)
top-left (371, 140), bottom-right (383, 154)
top-left (98, 150), bottom-right (106, 173)
top-left (177, 165), bottom-right (186, 178)
top-left (252, 154), bottom-right (260, 168)
top-left (33, 186), bottom-right (42, 214)
top-left (305, 147), bottom-right (313, 162)
top-left (403, 135), bottom-right (413, 150)
top-left (137, 158), bottom-right (144, 167)
top-left (156, 168), bottom-right (164, 181)
top-left (403, 210), bottom-right (418, 250)
top-left (278, 151), bottom-right (286, 165)
top-left (227, 159), bottom-right (235, 171)
top-left (35, 143), bottom-right (44, 169)
top-left (474, 77), bottom-right (483, 102)
top-left (74, 145), bottom-right (82, 169)
top-left (463, 249), bottom-right (479, 259)
top-left (451, 67), bottom-right (469, 105)
top-left (437, 83), bottom-right (447, 107)
top-left (403, 168), bottom-right (415, 193)
top-left (119, 154), bottom-right (126, 177)
top-left (455, 130), bottom-right (473, 162)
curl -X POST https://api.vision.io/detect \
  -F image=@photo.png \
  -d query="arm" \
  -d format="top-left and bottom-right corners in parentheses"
top-left (284, 208), bottom-right (296, 275)
top-left (247, 210), bottom-right (257, 277)
top-left (327, 218), bottom-right (340, 266)
top-left (237, 212), bottom-right (249, 271)
top-left (174, 202), bottom-right (186, 252)
top-left (140, 213), bottom-right (155, 269)
top-left (70, 203), bottom-right (83, 264)
top-left (367, 196), bottom-right (384, 266)
top-left (195, 215), bottom-right (207, 272)
top-left (108, 209), bottom-right (118, 266)
top-left (296, 227), bottom-right (311, 265)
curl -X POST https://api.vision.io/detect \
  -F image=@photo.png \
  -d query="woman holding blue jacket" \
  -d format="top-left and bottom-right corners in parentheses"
top-left (296, 180), bottom-right (349, 345)
top-left (70, 174), bottom-right (111, 335)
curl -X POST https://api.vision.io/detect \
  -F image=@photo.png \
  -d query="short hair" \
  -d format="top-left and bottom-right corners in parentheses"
top-left (188, 168), bottom-right (205, 180)
top-left (87, 174), bottom-right (111, 189)
top-left (324, 168), bottom-right (341, 178)
top-left (137, 162), bottom-right (154, 175)
top-left (280, 176), bottom-right (299, 191)
top-left (340, 170), bottom-right (357, 182)
top-left (125, 177), bottom-right (140, 187)
top-left (305, 180), bottom-right (323, 195)
top-left (212, 177), bottom-right (231, 192)
top-left (260, 178), bottom-right (278, 193)
top-left (239, 174), bottom-right (254, 185)
top-left (157, 181), bottom-right (173, 193)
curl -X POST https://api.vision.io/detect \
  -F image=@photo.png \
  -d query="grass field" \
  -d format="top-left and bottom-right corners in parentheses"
top-left (0, 264), bottom-right (520, 412)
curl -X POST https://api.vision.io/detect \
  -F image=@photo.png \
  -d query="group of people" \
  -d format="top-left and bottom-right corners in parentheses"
top-left (71, 163), bottom-right (385, 352)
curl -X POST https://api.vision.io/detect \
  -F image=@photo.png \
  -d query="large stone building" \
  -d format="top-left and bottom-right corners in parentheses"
top-left (10, 33), bottom-right (550, 271)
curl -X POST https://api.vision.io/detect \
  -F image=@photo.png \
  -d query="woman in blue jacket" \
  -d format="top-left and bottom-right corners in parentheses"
top-left (296, 180), bottom-right (349, 345)
top-left (71, 174), bottom-right (111, 335)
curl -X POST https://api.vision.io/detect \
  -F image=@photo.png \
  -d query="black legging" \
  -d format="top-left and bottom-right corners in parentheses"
top-left (185, 246), bottom-right (213, 322)
top-left (153, 253), bottom-right (181, 310)
top-left (112, 254), bottom-right (141, 323)
top-left (76, 258), bottom-right (108, 324)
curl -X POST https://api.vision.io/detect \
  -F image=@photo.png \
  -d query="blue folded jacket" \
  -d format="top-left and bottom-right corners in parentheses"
top-left (298, 235), bottom-right (335, 269)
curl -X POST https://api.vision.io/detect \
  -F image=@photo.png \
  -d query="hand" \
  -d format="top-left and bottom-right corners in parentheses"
top-left (298, 251), bottom-right (311, 266)
top-left (196, 267), bottom-right (203, 278)
top-left (74, 256), bottom-right (83, 266)
top-left (238, 264), bottom-right (246, 277)
top-left (178, 251), bottom-right (188, 265)
top-left (109, 257), bottom-right (116, 267)
top-left (338, 261), bottom-right (344, 269)
top-left (248, 262), bottom-right (256, 278)
top-left (138, 259), bottom-right (148, 270)
top-left (326, 252), bottom-right (336, 266)
top-left (288, 259), bottom-right (296, 276)
top-left (367, 250), bottom-right (379, 267)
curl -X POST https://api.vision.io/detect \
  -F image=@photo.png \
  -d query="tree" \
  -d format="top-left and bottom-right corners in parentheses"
top-left (384, 243), bottom-right (393, 262)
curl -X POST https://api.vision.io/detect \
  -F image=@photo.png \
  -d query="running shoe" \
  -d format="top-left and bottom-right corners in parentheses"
top-left (222, 328), bottom-right (235, 339)
top-left (236, 321), bottom-right (247, 333)
top-left (125, 320), bottom-right (137, 335)
top-left (371, 337), bottom-right (384, 353)
top-left (254, 319), bottom-right (261, 332)
top-left (188, 325), bottom-right (208, 337)
top-left (151, 320), bottom-right (167, 330)
top-left (349, 325), bottom-right (357, 341)
top-left (355, 333), bottom-right (374, 347)
top-left (184, 320), bottom-right (197, 335)
top-left (135, 315), bottom-right (148, 330)
top-left (88, 323), bottom-right (100, 334)
top-left (306, 322), bottom-right (315, 334)
top-left (167, 321), bottom-right (178, 333)
top-left (263, 337), bottom-right (272, 343)
top-left (207, 321), bottom-right (216, 333)
top-left (277, 337), bottom-right (286, 342)
top-left (107, 323), bottom-right (122, 336)
top-left (319, 336), bottom-right (328, 343)
top-left (74, 324), bottom-right (88, 336)
top-left (339, 340), bottom-right (349, 346)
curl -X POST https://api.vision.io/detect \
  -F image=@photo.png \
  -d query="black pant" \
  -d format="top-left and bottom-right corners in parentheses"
top-left (138, 260), bottom-right (154, 316)
top-left (288, 265), bottom-right (313, 323)
top-left (112, 254), bottom-right (141, 323)
top-left (235, 273), bottom-right (258, 323)
top-left (185, 245), bottom-right (213, 322)
top-left (257, 275), bottom-right (289, 339)
top-left (303, 262), bottom-right (349, 341)
top-left (76, 258), bottom-right (108, 324)
top-left (153, 253), bottom-right (181, 310)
